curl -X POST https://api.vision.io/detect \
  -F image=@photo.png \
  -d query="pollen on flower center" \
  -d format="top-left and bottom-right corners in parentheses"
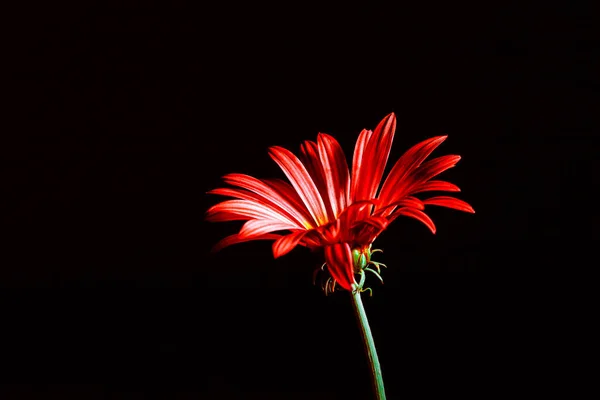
top-left (316, 216), bottom-right (330, 227)
top-left (302, 220), bottom-right (314, 229)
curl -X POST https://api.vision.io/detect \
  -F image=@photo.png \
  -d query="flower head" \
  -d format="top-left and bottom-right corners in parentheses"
top-left (206, 113), bottom-right (474, 293)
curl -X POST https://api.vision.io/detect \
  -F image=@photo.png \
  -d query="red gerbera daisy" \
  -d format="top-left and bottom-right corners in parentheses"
top-left (206, 112), bottom-right (474, 293)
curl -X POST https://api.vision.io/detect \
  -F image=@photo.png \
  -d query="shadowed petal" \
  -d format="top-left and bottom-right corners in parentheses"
top-left (337, 199), bottom-right (380, 233)
top-left (269, 146), bottom-right (329, 226)
top-left (353, 216), bottom-right (389, 231)
top-left (390, 207), bottom-right (437, 234)
top-left (324, 243), bottom-right (356, 291)
top-left (412, 180), bottom-right (461, 194)
top-left (211, 233), bottom-right (282, 253)
top-left (411, 155), bottom-right (461, 186)
top-left (374, 196), bottom-right (425, 216)
top-left (423, 196), bottom-right (475, 213)
top-left (378, 136), bottom-right (448, 209)
top-left (323, 219), bottom-right (343, 244)
top-left (350, 215), bottom-right (391, 245)
top-left (273, 230), bottom-right (308, 258)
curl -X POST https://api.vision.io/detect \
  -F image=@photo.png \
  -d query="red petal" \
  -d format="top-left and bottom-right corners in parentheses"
top-left (350, 128), bottom-right (373, 201)
top-left (302, 225), bottom-right (335, 248)
top-left (269, 146), bottom-right (329, 226)
top-left (423, 196), bottom-right (475, 213)
top-left (299, 140), bottom-right (332, 219)
top-left (350, 214), bottom-right (391, 245)
top-left (412, 155), bottom-right (461, 184)
top-left (374, 196), bottom-right (425, 216)
top-left (324, 243), bottom-right (356, 291)
top-left (412, 180), bottom-right (461, 194)
top-left (354, 113), bottom-right (396, 202)
top-left (208, 187), bottom-right (306, 229)
top-left (384, 155), bottom-right (462, 207)
top-left (337, 199), bottom-right (380, 233)
top-left (353, 215), bottom-right (389, 230)
top-left (317, 219), bottom-right (343, 244)
top-left (272, 230), bottom-right (308, 258)
top-left (263, 178), bottom-right (311, 219)
top-left (390, 207), bottom-right (436, 234)
top-left (207, 187), bottom-right (245, 198)
top-left (221, 174), bottom-right (314, 228)
top-left (238, 219), bottom-right (300, 238)
top-left (378, 135), bottom-right (448, 210)
top-left (317, 133), bottom-right (351, 218)
top-left (205, 199), bottom-right (296, 223)
top-left (211, 233), bottom-right (282, 253)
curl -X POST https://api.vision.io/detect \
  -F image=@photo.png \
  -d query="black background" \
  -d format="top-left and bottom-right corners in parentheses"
top-left (2, 2), bottom-right (596, 399)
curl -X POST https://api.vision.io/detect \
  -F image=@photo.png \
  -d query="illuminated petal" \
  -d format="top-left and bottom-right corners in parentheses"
top-left (269, 146), bottom-right (329, 226)
top-left (390, 207), bottom-right (436, 234)
top-left (211, 233), bottom-right (282, 253)
top-left (205, 199), bottom-right (295, 223)
top-left (222, 174), bottom-right (314, 228)
top-left (317, 133), bottom-right (351, 218)
top-left (272, 230), bottom-right (308, 258)
top-left (263, 178), bottom-right (312, 222)
top-left (239, 219), bottom-right (299, 238)
top-left (423, 196), bottom-right (475, 213)
top-left (299, 140), bottom-right (332, 221)
top-left (208, 187), bottom-right (305, 228)
top-left (351, 128), bottom-right (373, 201)
top-left (324, 243), bottom-right (356, 291)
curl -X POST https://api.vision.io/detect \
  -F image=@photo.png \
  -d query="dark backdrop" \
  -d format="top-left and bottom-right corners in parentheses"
top-left (3, 2), bottom-right (595, 399)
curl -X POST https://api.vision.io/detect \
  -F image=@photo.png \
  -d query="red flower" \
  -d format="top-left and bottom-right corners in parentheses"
top-left (206, 113), bottom-right (474, 292)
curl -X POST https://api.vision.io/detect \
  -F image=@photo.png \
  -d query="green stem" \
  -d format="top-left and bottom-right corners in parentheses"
top-left (351, 290), bottom-right (386, 400)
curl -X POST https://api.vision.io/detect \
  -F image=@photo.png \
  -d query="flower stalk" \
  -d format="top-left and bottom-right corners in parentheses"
top-left (351, 290), bottom-right (386, 399)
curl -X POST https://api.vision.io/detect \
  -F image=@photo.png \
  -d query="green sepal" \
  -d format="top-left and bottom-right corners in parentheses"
top-left (365, 267), bottom-right (384, 284)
